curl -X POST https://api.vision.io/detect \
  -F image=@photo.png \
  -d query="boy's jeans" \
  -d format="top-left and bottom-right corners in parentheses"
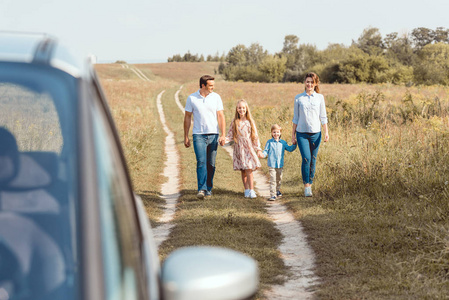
top-left (269, 167), bottom-right (283, 197)
top-left (193, 134), bottom-right (218, 192)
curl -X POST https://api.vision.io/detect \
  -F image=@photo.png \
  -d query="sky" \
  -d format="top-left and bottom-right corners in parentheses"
top-left (1, 0), bottom-right (449, 63)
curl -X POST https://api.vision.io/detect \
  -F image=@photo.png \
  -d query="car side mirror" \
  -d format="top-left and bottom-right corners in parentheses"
top-left (161, 246), bottom-right (259, 300)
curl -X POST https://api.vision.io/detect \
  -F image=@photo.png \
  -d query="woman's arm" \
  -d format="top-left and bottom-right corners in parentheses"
top-left (291, 123), bottom-right (297, 145)
top-left (320, 96), bottom-right (329, 142)
top-left (322, 123), bottom-right (329, 142)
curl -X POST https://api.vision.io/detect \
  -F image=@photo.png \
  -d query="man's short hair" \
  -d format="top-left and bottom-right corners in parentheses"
top-left (199, 75), bottom-right (214, 88)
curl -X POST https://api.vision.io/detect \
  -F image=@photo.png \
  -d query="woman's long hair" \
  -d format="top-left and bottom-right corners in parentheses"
top-left (232, 99), bottom-right (257, 143)
top-left (304, 72), bottom-right (320, 93)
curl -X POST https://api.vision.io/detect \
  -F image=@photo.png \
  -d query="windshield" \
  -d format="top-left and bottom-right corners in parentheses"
top-left (0, 62), bottom-right (79, 300)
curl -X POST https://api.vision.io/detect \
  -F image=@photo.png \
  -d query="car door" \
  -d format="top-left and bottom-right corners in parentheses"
top-left (86, 76), bottom-right (152, 300)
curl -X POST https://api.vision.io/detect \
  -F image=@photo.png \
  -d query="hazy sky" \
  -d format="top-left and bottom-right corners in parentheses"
top-left (2, 0), bottom-right (449, 63)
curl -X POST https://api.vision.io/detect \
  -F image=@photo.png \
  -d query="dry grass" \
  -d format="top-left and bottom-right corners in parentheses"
top-left (96, 66), bottom-right (180, 225)
top-left (136, 62), bottom-right (220, 83)
top-left (180, 79), bottom-right (449, 298)
top-left (98, 62), bottom-right (449, 299)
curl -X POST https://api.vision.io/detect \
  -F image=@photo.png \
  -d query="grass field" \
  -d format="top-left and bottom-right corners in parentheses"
top-left (97, 62), bottom-right (449, 299)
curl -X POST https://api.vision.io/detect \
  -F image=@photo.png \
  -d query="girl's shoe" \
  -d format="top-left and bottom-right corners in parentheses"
top-left (249, 190), bottom-right (257, 198)
top-left (304, 187), bottom-right (313, 197)
top-left (244, 189), bottom-right (250, 198)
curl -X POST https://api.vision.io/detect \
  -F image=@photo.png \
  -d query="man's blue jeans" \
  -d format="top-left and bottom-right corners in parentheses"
top-left (193, 134), bottom-right (218, 192)
top-left (296, 132), bottom-right (321, 185)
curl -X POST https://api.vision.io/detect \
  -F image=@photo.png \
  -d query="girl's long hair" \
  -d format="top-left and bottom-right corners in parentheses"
top-left (233, 99), bottom-right (257, 143)
top-left (304, 72), bottom-right (320, 93)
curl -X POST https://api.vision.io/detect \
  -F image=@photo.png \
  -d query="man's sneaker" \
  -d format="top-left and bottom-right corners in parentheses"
top-left (249, 190), bottom-right (257, 198)
top-left (197, 190), bottom-right (206, 199)
top-left (244, 189), bottom-right (250, 198)
top-left (304, 187), bottom-right (313, 197)
top-left (268, 196), bottom-right (276, 201)
top-left (276, 190), bottom-right (283, 197)
top-left (205, 190), bottom-right (212, 197)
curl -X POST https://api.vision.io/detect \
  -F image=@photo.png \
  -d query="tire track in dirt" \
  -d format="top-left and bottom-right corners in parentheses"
top-left (152, 90), bottom-right (180, 248)
top-left (253, 172), bottom-right (319, 299)
top-left (173, 85), bottom-right (319, 299)
top-left (122, 64), bottom-right (151, 81)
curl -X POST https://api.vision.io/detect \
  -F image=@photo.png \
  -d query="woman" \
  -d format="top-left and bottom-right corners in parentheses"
top-left (291, 72), bottom-right (329, 197)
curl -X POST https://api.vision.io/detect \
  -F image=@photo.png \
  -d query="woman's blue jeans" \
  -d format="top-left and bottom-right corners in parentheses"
top-left (193, 134), bottom-right (218, 192)
top-left (296, 132), bottom-right (321, 185)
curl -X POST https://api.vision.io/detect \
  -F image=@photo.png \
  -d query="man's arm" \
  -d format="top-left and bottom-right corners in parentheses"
top-left (184, 111), bottom-right (192, 148)
top-left (217, 110), bottom-right (226, 146)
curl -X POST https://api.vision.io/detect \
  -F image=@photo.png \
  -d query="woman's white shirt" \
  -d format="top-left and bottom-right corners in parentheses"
top-left (292, 91), bottom-right (328, 133)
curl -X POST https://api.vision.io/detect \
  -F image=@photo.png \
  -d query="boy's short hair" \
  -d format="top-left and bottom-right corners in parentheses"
top-left (271, 124), bottom-right (282, 132)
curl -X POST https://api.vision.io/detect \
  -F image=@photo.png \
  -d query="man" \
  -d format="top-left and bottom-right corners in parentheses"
top-left (184, 75), bottom-right (226, 199)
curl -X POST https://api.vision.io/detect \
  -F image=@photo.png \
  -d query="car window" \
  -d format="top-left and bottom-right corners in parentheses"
top-left (90, 83), bottom-right (145, 300)
top-left (0, 82), bottom-right (63, 152)
top-left (0, 64), bottom-right (79, 300)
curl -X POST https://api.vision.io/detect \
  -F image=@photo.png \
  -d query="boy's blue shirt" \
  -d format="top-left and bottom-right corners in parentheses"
top-left (262, 138), bottom-right (297, 168)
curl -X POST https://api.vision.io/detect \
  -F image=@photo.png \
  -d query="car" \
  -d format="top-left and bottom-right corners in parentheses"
top-left (0, 31), bottom-right (258, 300)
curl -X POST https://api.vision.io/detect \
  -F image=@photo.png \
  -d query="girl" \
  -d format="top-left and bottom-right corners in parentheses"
top-left (262, 124), bottom-right (297, 201)
top-left (225, 99), bottom-right (263, 198)
top-left (292, 72), bottom-right (329, 197)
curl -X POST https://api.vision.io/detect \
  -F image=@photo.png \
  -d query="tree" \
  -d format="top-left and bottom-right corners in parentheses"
top-left (414, 42), bottom-right (449, 85)
top-left (282, 34), bottom-right (299, 54)
top-left (335, 49), bottom-right (389, 84)
top-left (258, 55), bottom-right (287, 83)
top-left (247, 43), bottom-right (268, 66)
top-left (433, 27), bottom-right (449, 43)
top-left (354, 27), bottom-right (384, 55)
top-left (384, 32), bottom-right (415, 66)
top-left (411, 27), bottom-right (434, 50)
top-left (226, 44), bottom-right (248, 66)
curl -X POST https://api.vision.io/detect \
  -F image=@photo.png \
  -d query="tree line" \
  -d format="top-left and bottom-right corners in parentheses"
top-left (167, 51), bottom-right (225, 63)
top-left (167, 27), bottom-right (449, 85)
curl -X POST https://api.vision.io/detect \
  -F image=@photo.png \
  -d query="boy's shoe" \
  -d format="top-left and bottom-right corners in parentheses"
top-left (244, 189), bottom-right (250, 198)
top-left (197, 190), bottom-right (206, 199)
top-left (268, 196), bottom-right (276, 201)
top-left (205, 190), bottom-right (212, 197)
top-left (249, 190), bottom-right (257, 198)
top-left (276, 190), bottom-right (283, 197)
top-left (304, 187), bottom-right (313, 197)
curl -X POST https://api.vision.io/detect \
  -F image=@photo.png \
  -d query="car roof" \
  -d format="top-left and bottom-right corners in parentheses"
top-left (0, 31), bottom-right (94, 78)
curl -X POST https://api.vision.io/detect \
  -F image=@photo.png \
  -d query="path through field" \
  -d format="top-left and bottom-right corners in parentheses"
top-left (152, 90), bottom-right (180, 248)
top-left (133, 64), bottom-right (319, 298)
top-left (174, 85), bottom-right (319, 299)
top-left (121, 64), bottom-right (151, 81)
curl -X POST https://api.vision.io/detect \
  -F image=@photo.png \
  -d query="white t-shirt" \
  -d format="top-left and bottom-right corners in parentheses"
top-left (185, 90), bottom-right (224, 134)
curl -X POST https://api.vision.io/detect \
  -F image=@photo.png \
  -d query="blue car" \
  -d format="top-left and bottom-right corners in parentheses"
top-left (0, 32), bottom-right (258, 300)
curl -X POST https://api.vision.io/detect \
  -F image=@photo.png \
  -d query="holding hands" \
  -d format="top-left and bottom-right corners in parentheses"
top-left (219, 135), bottom-right (226, 146)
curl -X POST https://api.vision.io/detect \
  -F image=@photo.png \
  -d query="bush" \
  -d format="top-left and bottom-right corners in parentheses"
top-left (414, 43), bottom-right (449, 85)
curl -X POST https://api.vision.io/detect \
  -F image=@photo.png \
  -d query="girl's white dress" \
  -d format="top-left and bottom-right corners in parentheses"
top-left (225, 119), bottom-right (262, 171)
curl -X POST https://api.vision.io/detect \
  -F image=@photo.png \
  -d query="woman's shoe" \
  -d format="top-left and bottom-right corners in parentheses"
top-left (249, 190), bottom-right (257, 198)
top-left (304, 187), bottom-right (313, 197)
top-left (244, 189), bottom-right (250, 198)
